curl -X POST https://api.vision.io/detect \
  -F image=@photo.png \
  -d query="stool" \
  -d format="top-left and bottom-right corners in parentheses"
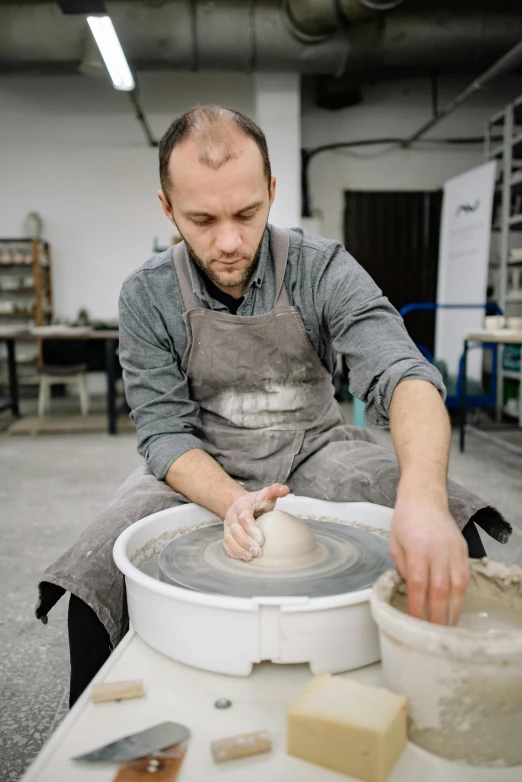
top-left (38, 364), bottom-right (89, 417)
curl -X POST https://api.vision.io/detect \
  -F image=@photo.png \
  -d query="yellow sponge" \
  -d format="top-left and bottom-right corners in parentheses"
top-left (287, 673), bottom-right (407, 782)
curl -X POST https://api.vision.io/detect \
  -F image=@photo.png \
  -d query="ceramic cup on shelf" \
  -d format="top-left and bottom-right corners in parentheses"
top-left (484, 315), bottom-right (506, 330)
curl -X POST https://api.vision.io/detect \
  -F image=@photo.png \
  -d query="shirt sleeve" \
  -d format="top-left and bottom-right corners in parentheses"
top-left (315, 243), bottom-right (446, 427)
top-left (118, 279), bottom-right (204, 480)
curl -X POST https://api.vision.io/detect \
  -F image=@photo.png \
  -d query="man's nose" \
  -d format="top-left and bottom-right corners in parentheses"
top-left (214, 223), bottom-right (242, 256)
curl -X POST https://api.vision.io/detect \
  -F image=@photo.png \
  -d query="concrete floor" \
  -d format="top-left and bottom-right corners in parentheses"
top-left (0, 427), bottom-right (142, 781)
top-left (1, 403), bottom-right (521, 780)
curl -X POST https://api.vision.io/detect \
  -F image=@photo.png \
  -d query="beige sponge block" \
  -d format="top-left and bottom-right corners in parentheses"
top-left (287, 673), bottom-right (407, 782)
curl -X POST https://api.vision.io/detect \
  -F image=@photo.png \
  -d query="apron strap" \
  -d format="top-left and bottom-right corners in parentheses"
top-left (270, 226), bottom-right (291, 308)
top-left (172, 241), bottom-right (201, 312)
top-left (173, 226), bottom-right (291, 313)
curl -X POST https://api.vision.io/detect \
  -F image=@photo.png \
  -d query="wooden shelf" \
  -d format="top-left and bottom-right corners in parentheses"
top-left (0, 238), bottom-right (53, 383)
top-left (0, 287), bottom-right (34, 294)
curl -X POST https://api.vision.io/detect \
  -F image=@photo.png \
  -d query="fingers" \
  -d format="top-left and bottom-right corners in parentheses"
top-left (224, 505), bottom-right (263, 561)
top-left (406, 542), bottom-right (469, 626)
top-left (427, 556), bottom-right (450, 625)
top-left (427, 544), bottom-right (469, 625)
top-left (251, 483), bottom-right (290, 515)
top-left (238, 508), bottom-right (264, 546)
top-left (222, 483), bottom-right (290, 562)
top-left (392, 502), bottom-right (471, 626)
top-left (389, 538), bottom-right (407, 580)
top-left (223, 522), bottom-right (261, 561)
top-left (405, 553), bottom-right (430, 621)
top-left (448, 545), bottom-right (470, 626)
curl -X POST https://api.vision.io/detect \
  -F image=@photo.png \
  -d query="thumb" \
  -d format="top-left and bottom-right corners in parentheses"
top-left (251, 484), bottom-right (290, 515)
top-left (264, 483), bottom-right (290, 500)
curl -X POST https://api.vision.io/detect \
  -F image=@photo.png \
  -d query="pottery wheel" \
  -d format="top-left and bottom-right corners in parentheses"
top-left (158, 521), bottom-right (394, 598)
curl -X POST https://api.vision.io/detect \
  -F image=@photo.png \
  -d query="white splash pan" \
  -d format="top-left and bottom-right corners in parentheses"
top-left (113, 495), bottom-right (393, 677)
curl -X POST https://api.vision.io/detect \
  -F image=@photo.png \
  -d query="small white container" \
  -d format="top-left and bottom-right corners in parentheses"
top-left (484, 315), bottom-right (506, 330)
top-left (370, 561), bottom-right (522, 766)
top-left (114, 496), bottom-right (393, 677)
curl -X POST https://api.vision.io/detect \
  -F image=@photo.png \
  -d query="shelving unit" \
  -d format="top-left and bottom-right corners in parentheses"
top-left (485, 94), bottom-right (522, 420)
top-left (0, 238), bottom-right (53, 389)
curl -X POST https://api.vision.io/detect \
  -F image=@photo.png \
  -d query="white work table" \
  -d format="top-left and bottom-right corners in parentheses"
top-left (22, 629), bottom-right (521, 782)
top-left (460, 328), bottom-right (522, 455)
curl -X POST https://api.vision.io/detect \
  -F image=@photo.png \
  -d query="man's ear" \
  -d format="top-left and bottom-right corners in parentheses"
top-left (158, 190), bottom-right (176, 225)
top-left (269, 176), bottom-right (276, 208)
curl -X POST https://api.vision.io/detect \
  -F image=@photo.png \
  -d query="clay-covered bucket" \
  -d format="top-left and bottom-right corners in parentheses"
top-left (370, 560), bottom-right (522, 766)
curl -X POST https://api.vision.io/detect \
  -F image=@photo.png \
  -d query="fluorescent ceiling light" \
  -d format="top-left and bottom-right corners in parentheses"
top-left (87, 16), bottom-right (135, 92)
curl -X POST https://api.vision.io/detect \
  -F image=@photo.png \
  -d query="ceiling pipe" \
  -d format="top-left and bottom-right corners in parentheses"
top-left (403, 37), bottom-right (522, 146)
top-left (1, 1), bottom-right (522, 78)
top-left (285, 0), bottom-right (403, 38)
top-left (357, 0), bottom-right (404, 9)
top-left (285, 0), bottom-right (339, 38)
top-left (0, 1), bottom-right (348, 75)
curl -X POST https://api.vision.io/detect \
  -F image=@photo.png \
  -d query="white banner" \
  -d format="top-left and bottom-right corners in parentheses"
top-left (435, 161), bottom-right (496, 382)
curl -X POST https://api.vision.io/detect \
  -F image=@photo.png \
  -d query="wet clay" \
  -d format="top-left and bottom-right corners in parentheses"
top-left (371, 560), bottom-right (522, 767)
top-left (249, 510), bottom-right (322, 569)
top-left (133, 513), bottom-right (389, 572)
top-left (156, 520), bottom-right (394, 598)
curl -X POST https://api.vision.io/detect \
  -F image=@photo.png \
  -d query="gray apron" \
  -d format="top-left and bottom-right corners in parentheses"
top-left (37, 227), bottom-right (510, 647)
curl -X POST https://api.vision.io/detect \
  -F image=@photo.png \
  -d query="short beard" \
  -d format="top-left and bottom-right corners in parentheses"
top-left (178, 230), bottom-right (264, 290)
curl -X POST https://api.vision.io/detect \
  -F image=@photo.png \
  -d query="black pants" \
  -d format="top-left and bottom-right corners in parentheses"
top-left (68, 594), bottom-right (112, 707)
top-left (67, 520), bottom-right (487, 707)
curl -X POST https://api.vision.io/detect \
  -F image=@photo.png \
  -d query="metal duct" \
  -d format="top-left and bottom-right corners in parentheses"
top-left (380, 11), bottom-right (522, 71)
top-left (357, 0), bottom-right (404, 9)
top-left (285, 0), bottom-right (400, 37)
top-left (285, 0), bottom-right (339, 38)
top-left (0, 0), bottom-right (349, 75)
top-left (1, 1), bottom-right (522, 77)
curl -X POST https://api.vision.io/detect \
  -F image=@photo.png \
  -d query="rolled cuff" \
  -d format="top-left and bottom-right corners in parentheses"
top-left (145, 433), bottom-right (205, 480)
top-left (364, 359), bottom-right (447, 428)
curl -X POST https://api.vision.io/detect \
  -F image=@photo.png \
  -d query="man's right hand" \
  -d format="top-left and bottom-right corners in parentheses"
top-left (223, 483), bottom-right (290, 561)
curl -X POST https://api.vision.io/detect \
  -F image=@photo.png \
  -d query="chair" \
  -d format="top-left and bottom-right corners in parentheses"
top-left (38, 339), bottom-right (90, 417)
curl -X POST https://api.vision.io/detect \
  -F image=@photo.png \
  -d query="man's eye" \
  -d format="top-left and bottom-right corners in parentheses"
top-left (193, 218), bottom-right (213, 226)
top-left (238, 212), bottom-right (256, 222)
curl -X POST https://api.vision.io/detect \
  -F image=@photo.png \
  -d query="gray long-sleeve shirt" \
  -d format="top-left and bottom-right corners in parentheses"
top-left (118, 225), bottom-right (445, 480)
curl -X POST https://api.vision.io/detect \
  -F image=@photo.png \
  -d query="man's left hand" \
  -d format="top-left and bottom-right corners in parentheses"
top-left (389, 497), bottom-right (470, 625)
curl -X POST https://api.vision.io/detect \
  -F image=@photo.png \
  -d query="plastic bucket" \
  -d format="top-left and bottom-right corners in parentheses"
top-left (370, 560), bottom-right (522, 766)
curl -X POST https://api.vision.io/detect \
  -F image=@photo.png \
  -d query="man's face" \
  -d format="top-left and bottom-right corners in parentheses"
top-left (159, 129), bottom-right (276, 296)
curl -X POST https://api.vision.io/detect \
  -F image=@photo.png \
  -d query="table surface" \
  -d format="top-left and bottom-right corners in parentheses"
top-left (21, 630), bottom-right (521, 782)
top-left (465, 328), bottom-right (522, 345)
top-left (0, 328), bottom-right (119, 340)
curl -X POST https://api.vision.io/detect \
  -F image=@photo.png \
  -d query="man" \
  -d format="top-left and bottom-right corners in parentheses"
top-left (37, 105), bottom-right (511, 705)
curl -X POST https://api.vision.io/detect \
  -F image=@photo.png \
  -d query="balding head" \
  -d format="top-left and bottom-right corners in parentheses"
top-left (157, 105), bottom-right (276, 299)
top-left (158, 105), bottom-right (271, 201)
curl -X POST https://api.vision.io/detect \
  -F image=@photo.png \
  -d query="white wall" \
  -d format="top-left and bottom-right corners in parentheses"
top-left (0, 71), bottom-right (257, 321)
top-left (301, 76), bottom-right (522, 243)
top-left (254, 73), bottom-right (301, 228)
top-left (0, 70), bottom-right (304, 322)
top-left (2, 71), bottom-right (521, 322)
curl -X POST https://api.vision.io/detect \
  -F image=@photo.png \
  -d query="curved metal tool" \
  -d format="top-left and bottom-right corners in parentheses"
top-left (73, 722), bottom-right (190, 764)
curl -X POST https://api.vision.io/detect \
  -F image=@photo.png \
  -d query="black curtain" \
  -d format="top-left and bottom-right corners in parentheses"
top-left (344, 190), bottom-right (442, 355)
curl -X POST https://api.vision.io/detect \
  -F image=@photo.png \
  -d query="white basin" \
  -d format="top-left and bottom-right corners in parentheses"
top-left (113, 495), bottom-right (393, 677)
